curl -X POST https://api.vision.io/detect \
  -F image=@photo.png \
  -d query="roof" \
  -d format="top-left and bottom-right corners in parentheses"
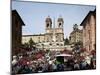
top-left (22, 34), bottom-right (45, 37)
top-left (58, 17), bottom-right (64, 22)
top-left (80, 9), bottom-right (96, 26)
top-left (45, 16), bottom-right (52, 23)
top-left (12, 10), bottom-right (25, 26)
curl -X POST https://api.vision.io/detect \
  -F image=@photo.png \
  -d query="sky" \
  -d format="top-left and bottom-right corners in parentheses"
top-left (12, 1), bottom-right (96, 38)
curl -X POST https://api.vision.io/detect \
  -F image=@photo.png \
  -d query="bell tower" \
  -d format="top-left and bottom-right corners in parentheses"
top-left (73, 24), bottom-right (78, 31)
top-left (45, 16), bottom-right (52, 29)
top-left (57, 16), bottom-right (64, 28)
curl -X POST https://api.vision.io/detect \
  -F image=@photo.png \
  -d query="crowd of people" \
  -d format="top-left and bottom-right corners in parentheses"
top-left (12, 46), bottom-right (96, 74)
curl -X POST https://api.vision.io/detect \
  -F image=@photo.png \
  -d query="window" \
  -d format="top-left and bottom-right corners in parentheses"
top-left (57, 43), bottom-right (59, 45)
top-left (49, 43), bottom-right (52, 45)
top-left (59, 23), bottom-right (61, 25)
top-left (59, 23), bottom-right (62, 27)
top-left (47, 23), bottom-right (49, 28)
top-left (61, 44), bottom-right (63, 46)
top-left (47, 37), bottom-right (49, 42)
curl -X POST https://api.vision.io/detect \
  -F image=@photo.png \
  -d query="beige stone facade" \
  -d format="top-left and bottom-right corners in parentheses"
top-left (69, 24), bottom-right (83, 44)
top-left (22, 16), bottom-right (64, 50)
top-left (22, 34), bottom-right (45, 44)
top-left (80, 9), bottom-right (96, 52)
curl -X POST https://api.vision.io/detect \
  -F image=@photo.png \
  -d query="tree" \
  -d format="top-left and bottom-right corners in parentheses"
top-left (24, 43), bottom-right (29, 48)
top-left (64, 37), bottom-right (69, 45)
top-left (74, 41), bottom-right (83, 47)
top-left (29, 38), bottom-right (36, 47)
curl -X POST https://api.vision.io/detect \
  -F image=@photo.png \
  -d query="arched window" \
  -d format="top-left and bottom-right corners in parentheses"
top-left (59, 23), bottom-right (62, 27)
top-left (47, 23), bottom-right (49, 28)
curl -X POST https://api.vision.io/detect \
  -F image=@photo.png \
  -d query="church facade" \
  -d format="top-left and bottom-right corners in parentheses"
top-left (22, 16), bottom-right (64, 50)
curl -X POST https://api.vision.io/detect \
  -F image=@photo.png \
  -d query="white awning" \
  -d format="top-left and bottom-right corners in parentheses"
top-left (55, 54), bottom-right (72, 57)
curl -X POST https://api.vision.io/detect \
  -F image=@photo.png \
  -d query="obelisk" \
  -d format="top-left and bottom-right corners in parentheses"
top-left (52, 18), bottom-right (56, 45)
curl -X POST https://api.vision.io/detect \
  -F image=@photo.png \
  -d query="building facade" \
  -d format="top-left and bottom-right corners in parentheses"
top-left (12, 10), bottom-right (25, 54)
top-left (80, 9), bottom-right (96, 52)
top-left (45, 16), bottom-right (64, 46)
top-left (69, 24), bottom-right (83, 44)
top-left (22, 34), bottom-right (45, 44)
top-left (22, 16), bottom-right (64, 50)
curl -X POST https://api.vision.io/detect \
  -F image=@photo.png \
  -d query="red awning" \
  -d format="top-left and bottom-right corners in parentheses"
top-left (19, 58), bottom-right (30, 65)
top-left (35, 53), bottom-right (43, 59)
top-left (61, 49), bottom-right (72, 54)
top-left (80, 48), bottom-right (86, 52)
top-left (90, 50), bottom-right (96, 55)
top-left (79, 56), bottom-right (85, 61)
